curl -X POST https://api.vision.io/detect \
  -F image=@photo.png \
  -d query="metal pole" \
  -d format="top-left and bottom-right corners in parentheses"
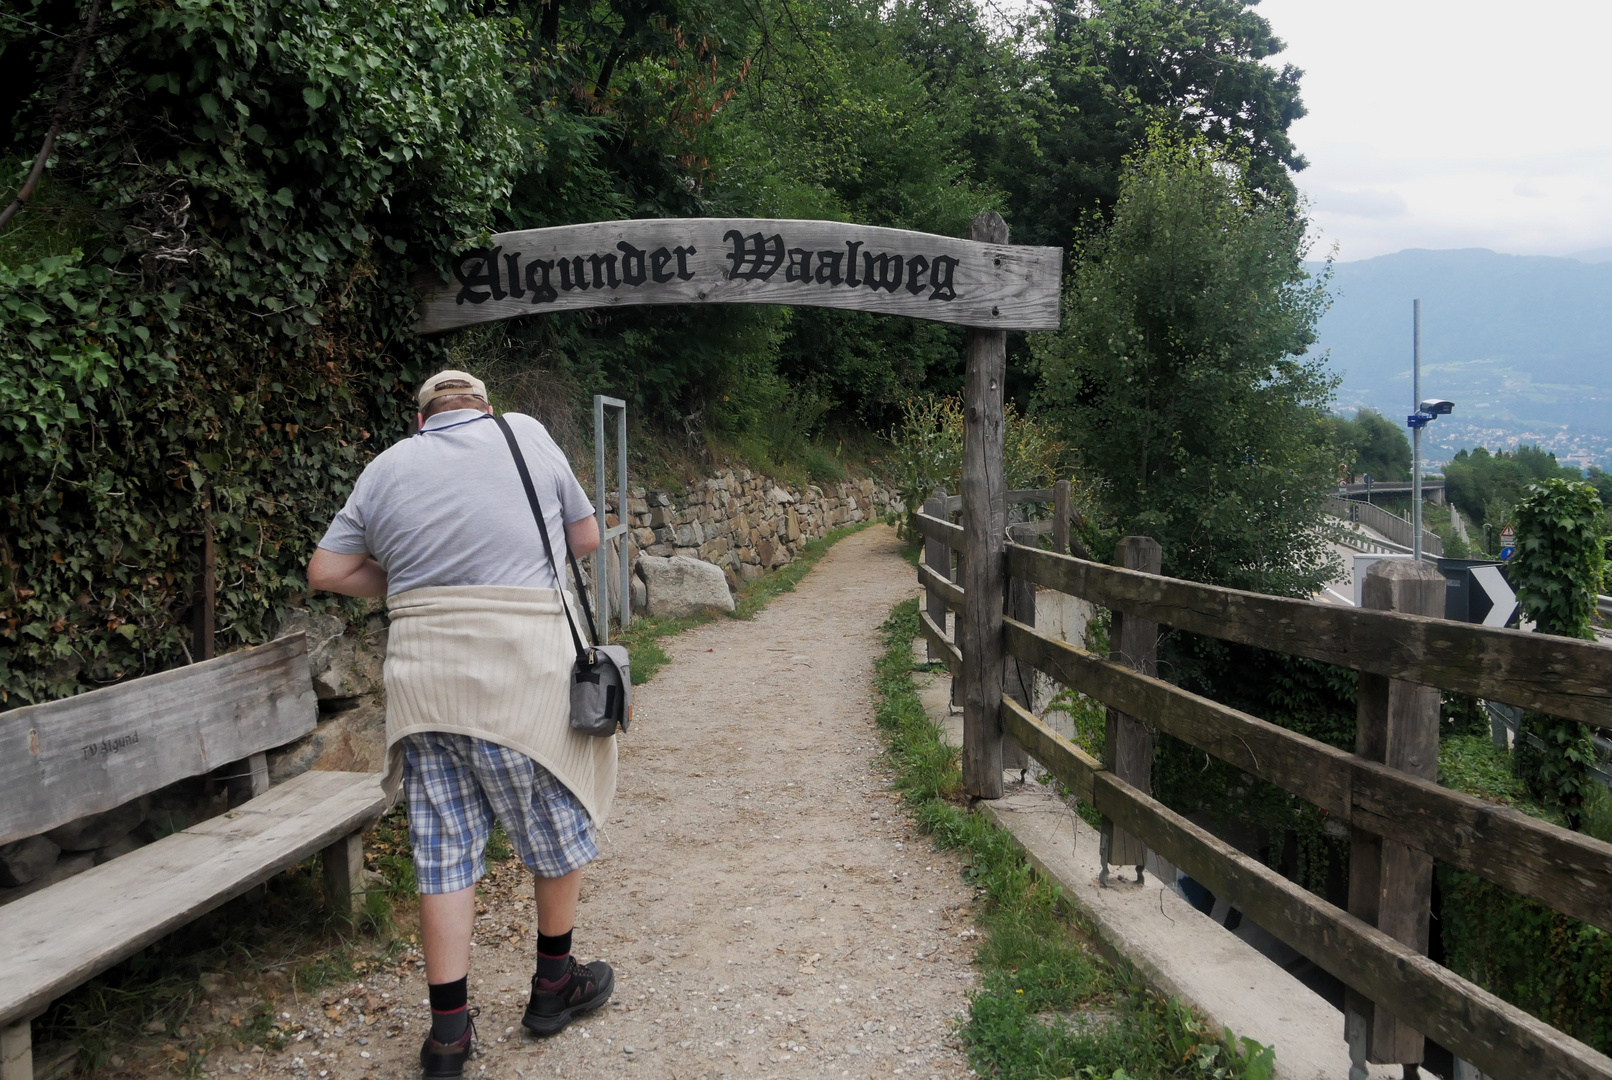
top-left (594, 394), bottom-right (609, 643)
top-left (1412, 300), bottom-right (1423, 563)
top-left (617, 402), bottom-right (630, 629)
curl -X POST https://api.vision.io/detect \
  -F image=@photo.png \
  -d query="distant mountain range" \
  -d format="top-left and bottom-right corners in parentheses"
top-left (1305, 248), bottom-right (1612, 469)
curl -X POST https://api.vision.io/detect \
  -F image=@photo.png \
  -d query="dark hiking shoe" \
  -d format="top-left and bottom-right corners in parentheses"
top-left (420, 1007), bottom-right (478, 1078)
top-left (522, 957), bottom-right (614, 1037)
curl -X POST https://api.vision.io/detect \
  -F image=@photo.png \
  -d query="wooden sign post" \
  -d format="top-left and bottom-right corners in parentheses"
top-left (958, 211), bottom-right (1012, 799)
top-left (416, 213), bottom-right (1063, 804)
top-left (417, 218), bottom-right (1061, 333)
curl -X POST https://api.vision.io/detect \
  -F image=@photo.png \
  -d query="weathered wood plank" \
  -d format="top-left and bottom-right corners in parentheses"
top-left (1000, 697), bottom-right (1098, 804)
top-left (959, 211), bottom-right (1010, 800)
top-left (416, 218), bottom-right (1063, 333)
top-left (0, 636), bottom-right (319, 846)
top-left (917, 561), bottom-right (965, 609)
top-left (1004, 618), bottom-right (1354, 817)
top-left (322, 831), bottom-right (366, 921)
top-left (1006, 544), bottom-right (1612, 729)
top-left (1090, 770), bottom-right (1612, 1080)
top-left (0, 1021), bottom-right (28, 1080)
top-left (0, 770), bottom-right (388, 1027)
top-left (1003, 616), bottom-right (1612, 931)
top-left (1349, 763), bottom-right (1612, 934)
top-left (914, 510), bottom-right (965, 551)
top-left (920, 610), bottom-right (962, 673)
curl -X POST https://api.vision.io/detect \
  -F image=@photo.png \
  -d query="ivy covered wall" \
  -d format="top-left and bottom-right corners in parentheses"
top-left (2, 0), bottom-right (526, 705)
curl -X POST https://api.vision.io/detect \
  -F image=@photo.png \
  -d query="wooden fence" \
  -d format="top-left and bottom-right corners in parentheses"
top-left (915, 487), bottom-right (1612, 1080)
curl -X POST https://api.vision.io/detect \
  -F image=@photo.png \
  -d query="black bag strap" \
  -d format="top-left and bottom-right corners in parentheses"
top-left (494, 414), bottom-right (601, 662)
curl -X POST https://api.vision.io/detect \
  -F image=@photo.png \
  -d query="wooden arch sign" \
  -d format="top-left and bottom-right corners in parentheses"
top-left (415, 217), bottom-right (1062, 333)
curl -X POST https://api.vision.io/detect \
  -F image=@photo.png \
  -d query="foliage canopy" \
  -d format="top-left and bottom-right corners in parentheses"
top-left (1033, 132), bottom-right (1335, 596)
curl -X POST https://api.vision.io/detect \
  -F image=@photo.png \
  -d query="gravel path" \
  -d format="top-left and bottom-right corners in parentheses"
top-left (213, 523), bottom-right (980, 1080)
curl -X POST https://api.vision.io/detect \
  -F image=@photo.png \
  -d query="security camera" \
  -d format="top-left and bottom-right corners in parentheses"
top-left (1418, 399), bottom-right (1455, 416)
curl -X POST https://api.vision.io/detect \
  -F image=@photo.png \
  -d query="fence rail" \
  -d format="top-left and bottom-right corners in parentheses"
top-left (913, 494), bottom-right (1612, 1080)
top-left (1000, 541), bottom-right (1612, 728)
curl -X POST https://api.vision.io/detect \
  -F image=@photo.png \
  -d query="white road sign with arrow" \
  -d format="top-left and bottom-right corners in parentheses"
top-left (1469, 565), bottom-right (1519, 628)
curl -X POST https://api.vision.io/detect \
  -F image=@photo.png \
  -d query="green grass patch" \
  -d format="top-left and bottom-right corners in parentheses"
top-left (1439, 731), bottom-right (1564, 826)
top-left (872, 597), bottom-right (1274, 1080)
top-left (614, 519), bottom-right (875, 682)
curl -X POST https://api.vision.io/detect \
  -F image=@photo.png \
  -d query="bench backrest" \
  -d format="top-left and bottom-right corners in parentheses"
top-left (0, 633), bottom-right (318, 846)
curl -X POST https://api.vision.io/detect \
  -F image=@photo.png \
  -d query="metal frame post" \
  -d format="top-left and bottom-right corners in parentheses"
top-left (1411, 300), bottom-right (1423, 563)
top-left (593, 395), bottom-right (630, 642)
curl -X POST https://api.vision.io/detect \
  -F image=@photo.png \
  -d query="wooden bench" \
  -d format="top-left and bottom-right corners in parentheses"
top-left (0, 633), bottom-right (391, 1080)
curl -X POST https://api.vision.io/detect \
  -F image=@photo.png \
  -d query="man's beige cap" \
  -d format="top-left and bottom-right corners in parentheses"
top-left (416, 369), bottom-right (488, 410)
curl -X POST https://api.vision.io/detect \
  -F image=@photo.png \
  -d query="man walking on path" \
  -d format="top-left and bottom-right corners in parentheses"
top-left (308, 371), bottom-right (616, 1078)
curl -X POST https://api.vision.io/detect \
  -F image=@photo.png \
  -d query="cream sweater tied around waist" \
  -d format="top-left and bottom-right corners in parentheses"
top-left (382, 585), bottom-right (616, 826)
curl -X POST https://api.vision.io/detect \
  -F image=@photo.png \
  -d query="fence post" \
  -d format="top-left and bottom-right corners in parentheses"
top-left (1003, 523), bottom-right (1037, 776)
top-left (1346, 558), bottom-right (1445, 1077)
top-left (1053, 479), bottom-right (1071, 555)
top-left (923, 489), bottom-right (949, 665)
top-left (959, 210), bottom-right (1009, 801)
top-left (1101, 535), bottom-right (1161, 883)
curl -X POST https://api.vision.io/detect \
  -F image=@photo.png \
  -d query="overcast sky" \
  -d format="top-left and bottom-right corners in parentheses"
top-left (1255, 0), bottom-right (1612, 263)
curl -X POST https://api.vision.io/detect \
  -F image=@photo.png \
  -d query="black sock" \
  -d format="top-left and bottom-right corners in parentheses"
top-left (536, 929), bottom-right (573, 987)
top-left (428, 977), bottom-right (470, 1043)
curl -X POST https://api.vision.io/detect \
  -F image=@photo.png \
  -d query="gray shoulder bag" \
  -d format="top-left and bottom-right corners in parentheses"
top-left (495, 415), bottom-right (631, 737)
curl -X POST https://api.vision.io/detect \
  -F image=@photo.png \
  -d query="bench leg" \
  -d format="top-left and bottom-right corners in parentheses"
top-left (322, 831), bottom-right (365, 920)
top-left (226, 751), bottom-right (270, 808)
top-left (0, 1020), bottom-right (30, 1080)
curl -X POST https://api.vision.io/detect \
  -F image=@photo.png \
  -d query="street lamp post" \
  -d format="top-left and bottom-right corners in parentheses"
top-left (1405, 299), bottom-right (1455, 561)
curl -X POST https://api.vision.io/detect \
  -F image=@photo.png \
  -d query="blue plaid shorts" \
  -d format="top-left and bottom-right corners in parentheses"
top-left (401, 732), bottom-right (598, 894)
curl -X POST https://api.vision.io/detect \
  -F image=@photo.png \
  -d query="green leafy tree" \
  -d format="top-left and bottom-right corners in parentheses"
top-left (1324, 408), bottom-right (1410, 482)
top-left (1509, 478), bottom-right (1607, 827)
top-left (1033, 132), bottom-right (1336, 596)
top-left (977, 0), bottom-right (1307, 251)
top-left (886, 394), bottom-right (1068, 536)
top-left (1444, 445), bottom-right (1580, 542)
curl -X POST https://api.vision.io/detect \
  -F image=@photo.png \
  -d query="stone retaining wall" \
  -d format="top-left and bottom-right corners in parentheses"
top-left (607, 468), bottom-right (897, 595)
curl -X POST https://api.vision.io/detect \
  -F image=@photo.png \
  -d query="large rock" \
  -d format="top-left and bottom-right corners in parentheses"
top-left (279, 608), bottom-right (386, 700)
top-left (637, 555), bottom-right (735, 618)
top-left (277, 608), bottom-right (346, 674)
top-left (314, 630), bottom-right (386, 700)
top-left (268, 700), bottom-right (387, 782)
top-left (0, 835), bottom-right (62, 886)
top-left (45, 797), bottom-right (148, 852)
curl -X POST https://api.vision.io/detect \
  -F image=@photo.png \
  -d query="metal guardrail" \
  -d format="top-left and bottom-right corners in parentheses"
top-left (1339, 480), bottom-right (1444, 499)
top-left (1323, 496), bottom-right (1442, 557)
top-left (1601, 594), bottom-right (1612, 621)
top-left (1485, 700), bottom-right (1612, 790)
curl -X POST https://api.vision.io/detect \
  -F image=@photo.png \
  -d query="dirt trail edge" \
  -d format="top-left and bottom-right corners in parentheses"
top-left (228, 524), bottom-right (981, 1080)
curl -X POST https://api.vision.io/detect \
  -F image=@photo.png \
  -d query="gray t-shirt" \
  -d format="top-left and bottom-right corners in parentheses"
top-left (318, 409), bottom-right (593, 595)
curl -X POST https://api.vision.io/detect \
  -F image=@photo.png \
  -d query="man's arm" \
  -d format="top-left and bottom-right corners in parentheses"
top-left (565, 515), bottom-right (601, 557)
top-left (308, 548), bottom-right (389, 598)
